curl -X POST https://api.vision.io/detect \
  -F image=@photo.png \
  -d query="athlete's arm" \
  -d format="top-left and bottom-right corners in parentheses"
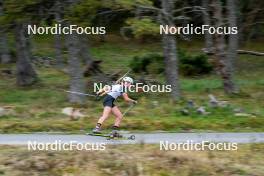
top-left (122, 93), bottom-right (137, 104)
top-left (97, 85), bottom-right (111, 96)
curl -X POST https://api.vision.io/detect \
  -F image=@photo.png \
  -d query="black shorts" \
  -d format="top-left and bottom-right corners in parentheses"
top-left (103, 95), bottom-right (116, 108)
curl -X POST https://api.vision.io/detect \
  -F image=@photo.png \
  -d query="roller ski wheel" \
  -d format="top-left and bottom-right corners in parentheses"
top-left (108, 131), bottom-right (122, 138)
top-left (128, 135), bottom-right (135, 140)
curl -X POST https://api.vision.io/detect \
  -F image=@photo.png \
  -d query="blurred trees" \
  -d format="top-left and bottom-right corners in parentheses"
top-left (211, 0), bottom-right (236, 94)
top-left (239, 0), bottom-right (264, 42)
top-left (2, 0), bottom-right (40, 86)
top-left (15, 23), bottom-right (38, 86)
top-left (54, 0), bottom-right (65, 68)
top-left (227, 0), bottom-right (239, 93)
top-left (202, 0), bottom-right (213, 52)
top-left (0, 0), bottom-right (11, 64)
top-left (115, 0), bottom-right (182, 100)
top-left (66, 32), bottom-right (86, 104)
top-left (0, 0), bottom-right (263, 99)
top-left (64, 0), bottom-right (105, 104)
top-left (160, 0), bottom-right (180, 100)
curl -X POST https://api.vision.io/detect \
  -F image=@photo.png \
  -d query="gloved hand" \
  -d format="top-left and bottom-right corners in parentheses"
top-left (132, 100), bottom-right (138, 104)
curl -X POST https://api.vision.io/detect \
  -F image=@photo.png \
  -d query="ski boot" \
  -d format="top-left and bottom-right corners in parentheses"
top-left (92, 126), bottom-right (102, 134)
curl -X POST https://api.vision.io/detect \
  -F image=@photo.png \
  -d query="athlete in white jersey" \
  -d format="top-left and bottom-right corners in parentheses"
top-left (92, 77), bottom-right (137, 134)
top-left (107, 84), bottom-right (124, 99)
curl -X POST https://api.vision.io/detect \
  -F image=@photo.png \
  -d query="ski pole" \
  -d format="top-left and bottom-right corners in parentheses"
top-left (116, 69), bottom-right (131, 84)
top-left (64, 90), bottom-right (97, 97)
top-left (122, 103), bottom-right (136, 117)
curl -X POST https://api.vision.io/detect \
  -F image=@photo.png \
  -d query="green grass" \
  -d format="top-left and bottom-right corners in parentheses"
top-left (0, 36), bottom-right (263, 133)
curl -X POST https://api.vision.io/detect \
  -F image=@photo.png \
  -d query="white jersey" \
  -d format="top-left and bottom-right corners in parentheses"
top-left (107, 84), bottom-right (125, 99)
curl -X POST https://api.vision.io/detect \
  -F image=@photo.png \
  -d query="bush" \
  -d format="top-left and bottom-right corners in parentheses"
top-left (126, 18), bottom-right (160, 40)
top-left (130, 53), bottom-right (164, 74)
top-left (178, 50), bottom-right (213, 76)
top-left (130, 50), bottom-right (213, 76)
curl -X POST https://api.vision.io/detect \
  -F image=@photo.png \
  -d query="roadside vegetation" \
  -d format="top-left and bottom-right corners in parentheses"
top-left (0, 36), bottom-right (263, 133)
top-left (0, 144), bottom-right (263, 176)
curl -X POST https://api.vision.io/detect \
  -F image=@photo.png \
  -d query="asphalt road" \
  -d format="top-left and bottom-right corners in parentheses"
top-left (0, 132), bottom-right (263, 145)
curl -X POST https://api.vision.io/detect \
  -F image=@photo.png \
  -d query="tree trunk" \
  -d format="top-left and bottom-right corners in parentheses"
top-left (227, 0), bottom-right (239, 92)
top-left (78, 35), bottom-right (94, 66)
top-left (66, 32), bottom-right (86, 104)
top-left (54, 0), bottom-right (64, 68)
top-left (0, 33), bottom-right (11, 64)
top-left (15, 23), bottom-right (38, 86)
top-left (212, 0), bottom-right (236, 94)
top-left (244, 7), bottom-right (259, 42)
top-left (0, 1), bottom-right (11, 64)
top-left (160, 0), bottom-right (180, 100)
top-left (202, 0), bottom-right (213, 52)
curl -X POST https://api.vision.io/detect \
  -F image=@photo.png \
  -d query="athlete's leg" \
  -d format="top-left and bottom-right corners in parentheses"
top-left (97, 106), bottom-right (112, 124)
top-left (111, 106), bottom-right (123, 127)
top-left (92, 106), bottom-right (112, 133)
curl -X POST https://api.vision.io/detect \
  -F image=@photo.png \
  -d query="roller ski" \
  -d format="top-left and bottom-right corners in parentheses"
top-left (88, 128), bottom-right (135, 140)
top-left (106, 130), bottom-right (135, 140)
